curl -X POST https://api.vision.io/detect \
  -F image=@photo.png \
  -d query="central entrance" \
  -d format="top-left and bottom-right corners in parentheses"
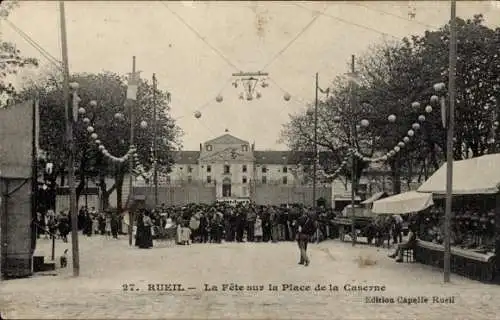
top-left (222, 177), bottom-right (231, 197)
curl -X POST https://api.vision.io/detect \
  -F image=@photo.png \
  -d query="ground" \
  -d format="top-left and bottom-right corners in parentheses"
top-left (1, 235), bottom-right (500, 320)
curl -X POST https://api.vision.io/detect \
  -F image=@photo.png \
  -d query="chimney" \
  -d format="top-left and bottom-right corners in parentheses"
top-left (200, 143), bottom-right (202, 151)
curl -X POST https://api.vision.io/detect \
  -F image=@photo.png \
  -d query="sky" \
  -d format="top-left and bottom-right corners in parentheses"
top-left (1, 1), bottom-right (500, 151)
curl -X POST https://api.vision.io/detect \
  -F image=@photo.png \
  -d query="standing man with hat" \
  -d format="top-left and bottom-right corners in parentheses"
top-left (296, 208), bottom-right (317, 266)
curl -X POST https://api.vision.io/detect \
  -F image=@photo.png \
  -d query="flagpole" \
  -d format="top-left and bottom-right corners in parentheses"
top-left (128, 56), bottom-right (136, 247)
top-left (152, 73), bottom-right (158, 208)
top-left (59, 0), bottom-right (79, 276)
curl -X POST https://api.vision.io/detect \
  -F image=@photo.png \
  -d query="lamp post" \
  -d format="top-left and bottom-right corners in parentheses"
top-left (348, 54), bottom-right (358, 246)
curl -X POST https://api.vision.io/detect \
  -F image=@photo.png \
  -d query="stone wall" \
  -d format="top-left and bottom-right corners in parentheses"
top-left (133, 185), bottom-right (216, 207)
top-left (252, 185), bottom-right (332, 207)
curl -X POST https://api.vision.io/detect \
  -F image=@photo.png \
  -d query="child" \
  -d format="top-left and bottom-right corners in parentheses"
top-left (254, 215), bottom-right (263, 242)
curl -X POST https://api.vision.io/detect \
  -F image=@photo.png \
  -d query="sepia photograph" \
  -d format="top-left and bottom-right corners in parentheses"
top-left (1, 0), bottom-right (500, 319)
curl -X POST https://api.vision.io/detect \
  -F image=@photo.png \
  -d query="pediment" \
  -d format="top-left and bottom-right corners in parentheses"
top-left (204, 134), bottom-right (248, 146)
top-left (200, 147), bottom-right (254, 162)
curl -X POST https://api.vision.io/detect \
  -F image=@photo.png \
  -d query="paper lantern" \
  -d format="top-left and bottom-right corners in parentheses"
top-left (90, 133), bottom-right (98, 140)
top-left (433, 82), bottom-right (446, 92)
top-left (425, 106), bottom-right (433, 113)
top-left (87, 126), bottom-right (94, 133)
top-left (95, 139), bottom-right (101, 145)
top-left (98, 145), bottom-right (105, 151)
top-left (168, 123), bottom-right (175, 129)
top-left (381, 155), bottom-right (388, 161)
top-left (82, 117), bottom-right (90, 125)
top-left (78, 107), bottom-right (86, 115)
top-left (69, 82), bottom-right (79, 89)
top-left (89, 100), bottom-right (97, 107)
top-left (398, 142), bottom-right (405, 147)
top-left (403, 137), bottom-right (410, 143)
top-left (283, 93), bottom-right (291, 101)
top-left (388, 114), bottom-right (396, 122)
top-left (194, 111), bottom-right (202, 119)
top-left (114, 112), bottom-right (124, 120)
top-left (407, 130), bottom-right (415, 137)
top-left (356, 124), bottom-right (361, 131)
top-left (418, 115), bottom-right (426, 122)
top-left (494, 121), bottom-right (499, 127)
top-left (360, 119), bottom-right (369, 127)
top-left (341, 161), bottom-right (347, 165)
top-left (394, 146), bottom-right (400, 152)
top-left (411, 101), bottom-right (420, 109)
top-left (140, 120), bottom-right (148, 128)
top-left (430, 95), bottom-right (439, 104)
top-left (215, 95), bottom-right (223, 103)
top-left (412, 123), bottom-right (420, 130)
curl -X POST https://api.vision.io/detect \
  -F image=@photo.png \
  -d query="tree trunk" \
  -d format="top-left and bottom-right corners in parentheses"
top-left (391, 156), bottom-right (401, 194)
top-left (115, 170), bottom-right (125, 211)
top-left (99, 175), bottom-right (116, 211)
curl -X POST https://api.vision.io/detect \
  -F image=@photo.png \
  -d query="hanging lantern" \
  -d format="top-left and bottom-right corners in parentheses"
top-left (407, 129), bottom-right (415, 136)
top-left (411, 101), bottom-right (420, 109)
top-left (69, 82), bottom-right (79, 90)
top-left (388, 114), bottom-right (396, 122)
top-left (425, 105), bottom-right (433, 113)
top-left (95, 139), bottom-right (101, 145)
top-left (418, 115), bottom-right (426, 122)
top-left (140, 120), bottom-right (148, 128)
top-left (333, 115), bottom-right (341, 123)
top-left (98, 145), bottom-right (105, 151)
top-left (83, 117), bottom-right (90, 125)
top-left (341, 161), bottom-right (347, 165)
top-left (215, 95), bottom-right (223, 103)
top-left (356, 124), bottom-right (361, 131)
top-left (78, 107), bottom-right (86, 115)
top-left (114, 112), bottom-right (124, 120)
top-left (398, 142), bottom-right (405, 147)
top-left (168, 123), bottom-right (175, 129)
top-left (381, 155), bottom-right (388, 161)
top-left (412, 123), bottom-right (420, 130)
top-left (90, 133), bottom-right (98, 140)
top-left (394, 146), bottom-right (401, 152)
top-left (494, 121), bottom-right (499, 127)
top-left (430, 95), bottom-right (439, 104)
top-left (403, 137), bottom-right (410, 143)
top-left (360, 119), bottom-right (369, 127)
top-left (87, 126), bottom-right (94, 133)
top-left (89, 100), bottom-right (97, 107)
top-left (194, 111), bottom-right (202, 119)
top-left (283, 93), bottom-right (291, 101)
top-left (433, 82), bottom-right (446, 92)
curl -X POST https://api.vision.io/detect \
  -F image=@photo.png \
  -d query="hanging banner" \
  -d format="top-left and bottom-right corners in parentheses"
top-left (126, 71), bottom-right (141, 101)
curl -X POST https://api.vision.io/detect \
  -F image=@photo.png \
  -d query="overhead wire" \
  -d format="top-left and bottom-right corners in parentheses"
top-left (159, 1), bottom-right (241, 72)
top-left (259, 3), bottom-right (331, 71)
top-left (3, 18), bottom-right (62, 70)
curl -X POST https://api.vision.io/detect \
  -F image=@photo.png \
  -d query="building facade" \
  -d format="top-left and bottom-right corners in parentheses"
top-left (163, 133), bottom-right (308, 200)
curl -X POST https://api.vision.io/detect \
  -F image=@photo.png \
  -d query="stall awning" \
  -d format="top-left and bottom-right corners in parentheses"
top-left (418, 154), bottom-right (500, 195)
top-left (372, 191), bottom-right (434, 214)
top-left (361, 192), bottom-right (388, 204)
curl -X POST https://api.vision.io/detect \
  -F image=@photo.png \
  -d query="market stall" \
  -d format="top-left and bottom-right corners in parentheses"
top-left (372, 191), bottom-right (433, 214)
top-left (415, 153), bottom-right (500, 282)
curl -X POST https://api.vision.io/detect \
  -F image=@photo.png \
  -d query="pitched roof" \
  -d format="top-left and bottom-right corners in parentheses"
top-left (171, 151), bottom-right (200, 164)
top-left (204, 134), bottom-right (249, 145)
top-left (253, 150), bottom-right (337, 165)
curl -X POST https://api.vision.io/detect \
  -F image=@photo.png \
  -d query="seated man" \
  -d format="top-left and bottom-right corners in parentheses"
top-left (388, 225), bottom-right (417, 262)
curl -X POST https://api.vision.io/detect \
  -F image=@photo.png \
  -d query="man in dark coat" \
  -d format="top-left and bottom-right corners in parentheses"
top-left (296, 209), bottom-right (317, 266)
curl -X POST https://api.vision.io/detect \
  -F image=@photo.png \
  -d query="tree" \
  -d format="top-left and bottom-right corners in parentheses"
top-left (19, 71), bottom-right (182, 210)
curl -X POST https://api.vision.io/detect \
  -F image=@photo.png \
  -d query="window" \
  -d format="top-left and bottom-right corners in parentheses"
top-left (242, 176), bottom-right (247, 184)
top-left (206, 144), bottom-right (212, 151)
top-left (207, 165), bottom-right (211, 173)
top-left (283, 166), bottom-right (288, 173)
top-left (188, 176), bottom-right (192, 183)
top-left (282, 176), bottom-right (288, 185)
top-left (224, 165), bottom-right (230, 174)
top-left (262, 166), bottom-right (267, 173)
top-left (242, 165), bottom-right (247, 173)
top-left (242, 145), bottom-right (248, 152)
top-left (188, 166), bottom-right (193, 173)
top-left (262, 176), bottom-right (267, 184)
top-left (207, 176), bottom-right (212, 183)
